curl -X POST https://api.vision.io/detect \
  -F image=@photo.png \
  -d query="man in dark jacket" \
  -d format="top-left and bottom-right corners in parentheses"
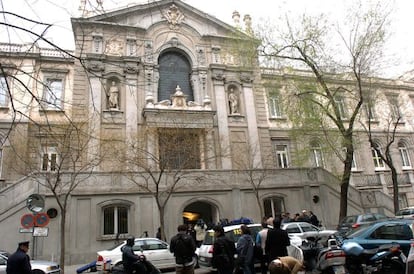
top-left (6, 241), bottom-right (31, 274)
top-left (121, 236), bottom-right (146, 274)
top-left (170, 224), bottom-right (196, 274)
top-left (212, 225), bottom-right (236, 274)
top-left (265, 218), bottom-right (290, 262)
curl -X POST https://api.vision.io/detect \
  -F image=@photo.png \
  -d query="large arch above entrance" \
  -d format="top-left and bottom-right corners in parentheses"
top-left (182, 199), bottom-right (220, 226)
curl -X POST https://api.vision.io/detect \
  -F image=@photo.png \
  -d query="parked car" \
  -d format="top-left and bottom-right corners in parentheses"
top-left (96, 237), bottom-right (183, 271)
top-left (281, 222), bottom-right (337, 244)
top-left (396, 207), bottom-right (414, 219)
top-left (336, 213), bottom-right (389, 235)
top-left (0, 253), bottom-right (61, 274)
top-left (198, 223), bottom-right (302, 270)
top-left (337, 219), bottom-right (414, 257)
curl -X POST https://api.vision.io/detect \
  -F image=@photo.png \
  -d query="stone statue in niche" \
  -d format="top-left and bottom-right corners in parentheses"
top-left (108, 81), bottom-right (119, 109)
top-left (228, 88), bottom-right (239, 114)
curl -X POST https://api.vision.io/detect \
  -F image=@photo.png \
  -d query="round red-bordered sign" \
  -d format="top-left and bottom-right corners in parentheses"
top-left (35, 212), bottom-right (50, 227)
top-left (21, 214), bottom-right (35, 229)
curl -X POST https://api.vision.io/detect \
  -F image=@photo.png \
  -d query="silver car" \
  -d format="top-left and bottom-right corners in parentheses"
top-left (0, 253), bottom-right (61, 274)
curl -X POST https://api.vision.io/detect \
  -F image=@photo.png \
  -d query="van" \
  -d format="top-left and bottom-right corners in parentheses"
top-left (198, 223), bottom-right (302, 270)
top-left (198, 223), bottom-right (262, 269)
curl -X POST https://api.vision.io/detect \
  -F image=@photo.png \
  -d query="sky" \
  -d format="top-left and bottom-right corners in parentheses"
top-left (1, 0), bottom-right (413, 78)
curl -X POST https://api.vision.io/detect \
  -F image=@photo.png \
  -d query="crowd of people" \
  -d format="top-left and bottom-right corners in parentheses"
top-left (281, 210), bottom-right (320, 227)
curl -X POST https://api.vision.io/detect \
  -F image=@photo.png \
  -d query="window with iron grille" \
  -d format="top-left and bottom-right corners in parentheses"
top-left (158, 129), bottom-right (201, 169)
top-left (103, 205), bottom-right (129, 235)
top-left (0, 76), bottom-right (9, 107)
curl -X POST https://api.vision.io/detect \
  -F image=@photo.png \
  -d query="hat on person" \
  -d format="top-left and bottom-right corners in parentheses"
top-left (18, 241), bottom-right (29, 247)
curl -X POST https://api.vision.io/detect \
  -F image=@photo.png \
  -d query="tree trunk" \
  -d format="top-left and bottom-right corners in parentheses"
top-left (159, 206), bottom-right (166, 241)
top-left (391, 166), bottom-right (400, 214)
top-left (339, 145), bottom-right (354, 222)
top-left (60, 210), bottom-right (66, 274)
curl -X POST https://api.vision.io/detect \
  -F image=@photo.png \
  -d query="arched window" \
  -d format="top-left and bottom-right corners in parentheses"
top-left (310, 141), bottom-right (324, 168)
top-left (398, 141), bottom-right (412, 169)
top-left (98, 199), bottom-right (133, 237)
top-left (158, 51), bottom-right (193, 102)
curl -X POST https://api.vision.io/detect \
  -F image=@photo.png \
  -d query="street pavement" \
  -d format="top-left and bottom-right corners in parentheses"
top-left (64, 265), bottom-right (212, 274)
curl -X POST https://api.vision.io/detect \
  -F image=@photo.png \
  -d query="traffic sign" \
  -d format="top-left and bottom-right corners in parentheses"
top-left (21, 214), bottom-right (35, 229)
top-left (35, 213), bottom-right (50, 227)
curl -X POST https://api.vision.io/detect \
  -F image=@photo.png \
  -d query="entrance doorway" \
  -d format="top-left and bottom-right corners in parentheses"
top-left (183, 201), bottom-right (218, 226)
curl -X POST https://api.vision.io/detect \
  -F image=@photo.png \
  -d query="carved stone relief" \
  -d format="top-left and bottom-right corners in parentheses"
top-left (163, 4), bottom-right (185, 29)
top-left (105, 39), bottom-right (123, 56)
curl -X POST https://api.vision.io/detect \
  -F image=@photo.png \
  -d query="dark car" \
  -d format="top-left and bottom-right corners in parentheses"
top-left (338, 219), bottom-right (413, 257)
top-left (337, 213), bottom-right (388, 235)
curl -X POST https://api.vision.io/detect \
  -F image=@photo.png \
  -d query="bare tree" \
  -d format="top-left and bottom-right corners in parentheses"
top-left (8, 120), bottom-right (103, 272)
top-left (256, 1), bottom-right (391, 221)
top-left (361, 92), bottom-right (406, 213)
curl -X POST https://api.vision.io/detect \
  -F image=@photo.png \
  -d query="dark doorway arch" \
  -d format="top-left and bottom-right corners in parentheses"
top-left (183, 201), bottom-right (218, 226)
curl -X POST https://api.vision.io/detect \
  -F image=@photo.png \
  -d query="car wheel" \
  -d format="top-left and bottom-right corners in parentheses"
top-left (31, 270), bottom-right (45, 274)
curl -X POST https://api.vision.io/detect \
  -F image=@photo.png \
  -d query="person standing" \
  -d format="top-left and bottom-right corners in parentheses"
top-left (212, 225), bottom-right (236, 274)
top-left (265, 218), bottom-right (290, 262)
top-left (309, 211), bottom-right (319, 227)
top-left (170, 224), bottom-right (197, 274)
top-left (236, 224), bottom-right (255, 274)
top-left (194, 219), bottom-right (207, 247)
top-left (6, 241), bottom-right (31, 274)
top-left (256, 222), bottom-right (269, 274)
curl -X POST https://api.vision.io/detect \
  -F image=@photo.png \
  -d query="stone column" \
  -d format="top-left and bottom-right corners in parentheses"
top-left (212, 69), bottom-right (232, 169)
top-left (241, 73), bottom-right (262, 168)
top-left (88, 76), bottom-right (102, 169)
top-left (125, 75), bottom-right (138, 148)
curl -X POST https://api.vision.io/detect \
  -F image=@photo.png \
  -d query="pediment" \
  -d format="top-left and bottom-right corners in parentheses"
top-left (73, 0), bottom-right (244, 39)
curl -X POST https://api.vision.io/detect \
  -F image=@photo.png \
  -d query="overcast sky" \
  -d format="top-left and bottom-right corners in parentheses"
top-left (1, 0), bottom-right (413, 78)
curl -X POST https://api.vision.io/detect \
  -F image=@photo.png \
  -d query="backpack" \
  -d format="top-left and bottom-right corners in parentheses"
top-left (173, 234), bottom-right (195, 265)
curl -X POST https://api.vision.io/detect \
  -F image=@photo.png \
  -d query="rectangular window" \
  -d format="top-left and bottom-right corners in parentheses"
top-left (334, 95), bottom-right (347, 119)
top-left (269, 94), bottom-right (283, 118)
top-left (0, 76), bottom-right (9, 107)
top-left (372, 146), bottom-right (385, 170)
top-left (364, 102), bottom-right (376, 121)
top-left (399, 145), bottom-right (412, 169)
top-left (44, 78), bottom-right (63, 109)
top-left (275, 145), bottom-right (289, 168)
top-left (311, 144), bottom-right (324, 168)
top-left (41, 146), bottom-right (58, 171)
top-left (103, 206), bottom-right (128, 235)
top-left (388, 96), bottom-right (403, 121)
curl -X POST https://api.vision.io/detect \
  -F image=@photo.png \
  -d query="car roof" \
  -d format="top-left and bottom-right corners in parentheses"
top-left (206, 223), bottom-right (261, 233)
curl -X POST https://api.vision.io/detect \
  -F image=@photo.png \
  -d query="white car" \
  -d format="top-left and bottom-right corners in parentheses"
top-left (396, 207), bottom-right (414, 219)
top-left (281, 222), bottom-right (337, 243)
top-left (96, 237), bottom-right (178, 271)
top-left (0, 253), bottom-right (61, 274)
top-left (198, 223), bottom-right (302, 270)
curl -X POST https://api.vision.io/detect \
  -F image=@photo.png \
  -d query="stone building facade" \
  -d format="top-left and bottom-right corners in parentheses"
top-left (0, 0), bottom-right (414, 265)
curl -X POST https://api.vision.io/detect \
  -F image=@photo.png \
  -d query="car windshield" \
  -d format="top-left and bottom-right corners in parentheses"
top-left (107, 241), bottom-right (125, 251)
top-left (341, 216), bottom-right (357, 224)
top-left (343, 224), bottom-right (371, 238)
top-left (202, 225), bottom-right (262, 245)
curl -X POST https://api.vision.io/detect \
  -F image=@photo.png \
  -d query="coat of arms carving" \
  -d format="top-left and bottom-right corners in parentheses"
top-left (163, 4), bottom-right (184, 29)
